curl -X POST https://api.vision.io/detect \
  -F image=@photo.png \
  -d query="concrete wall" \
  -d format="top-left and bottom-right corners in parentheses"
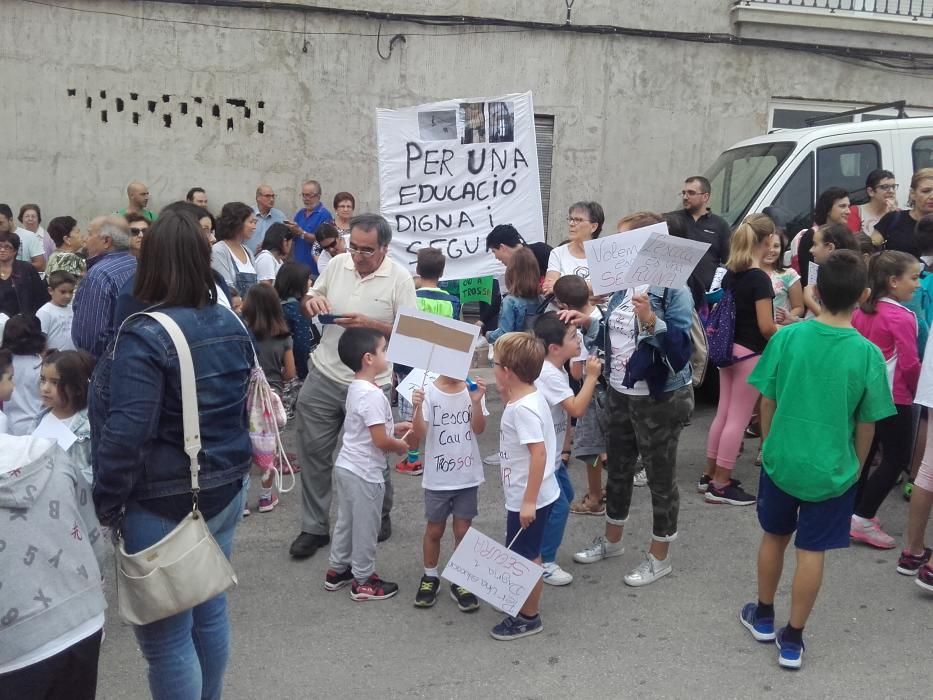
top-left (0, 0), bottom-right (930, 242)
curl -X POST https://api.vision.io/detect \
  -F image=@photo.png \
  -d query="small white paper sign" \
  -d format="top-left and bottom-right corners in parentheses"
top-left (709, 266), bottom-right (728, 293)
top-left (396, 368), bottom-right (440, 405)
top-left (386, 307), bottom-right (480, 380)
top-left (442, 526), bottom-right (543, 617)
top-left (33, 413), bottom-right (77, 452)
top-left (808, 262), bottom-right (819, 287)
top-left (585, 223), bottom-right (711, 295)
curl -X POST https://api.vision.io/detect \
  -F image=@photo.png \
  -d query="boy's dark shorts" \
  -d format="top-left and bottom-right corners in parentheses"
top-left (424, 486), bottom-right (479, 522)
top-left (505, 502), bottom-right (555, 561)
top-left (757, 471), bottom-right (856, 551)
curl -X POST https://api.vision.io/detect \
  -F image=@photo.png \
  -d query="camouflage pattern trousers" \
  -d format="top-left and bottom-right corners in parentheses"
top-left (604, 384), bottom-right (694, 540)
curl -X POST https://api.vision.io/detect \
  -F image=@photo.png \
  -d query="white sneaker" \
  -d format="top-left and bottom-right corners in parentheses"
top-left (633, 468), bottom-right (648, 487)
top-left (475, 336), bottom-right (489, 349)
top-left (483, 453), bottom-right (501, 466)
top-left (487, 344), bottom-right (495, 362)
top-left (572, 536), bottom-right (624, 564)
top-left (623, 553), bottom-right (672, 587)
top-left (541, 561), bottom-right (573, 586)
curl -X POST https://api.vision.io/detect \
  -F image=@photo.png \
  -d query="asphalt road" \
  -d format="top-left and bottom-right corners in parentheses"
top-left (97, 369), bottom-right (931, 699)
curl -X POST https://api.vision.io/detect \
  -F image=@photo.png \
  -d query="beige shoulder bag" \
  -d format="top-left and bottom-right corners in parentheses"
top-left (114, 311), bottom-right (238, 626)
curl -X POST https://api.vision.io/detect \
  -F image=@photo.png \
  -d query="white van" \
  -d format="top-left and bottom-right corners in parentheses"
top-left (704, 115), bottom-right (933, 234)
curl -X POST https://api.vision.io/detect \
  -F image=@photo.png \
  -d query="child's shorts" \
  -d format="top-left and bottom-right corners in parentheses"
top-left (424, 486), bottom-right (479, 522)
top-left (505, 501), bottom-right (555, 561)
top-left (756, 471), bottom-right (856, 551)
top-left (573, 402), bottom-right (605, 459)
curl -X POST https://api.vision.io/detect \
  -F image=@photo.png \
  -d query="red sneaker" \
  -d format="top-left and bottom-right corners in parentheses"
top-left (350, 574), bottom-right (399, 601)
top-left (395, 458), bottom-right (423, 476)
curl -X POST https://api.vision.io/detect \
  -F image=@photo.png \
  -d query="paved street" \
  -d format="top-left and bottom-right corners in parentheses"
top-left (98, 369), bottom-right (930, 699)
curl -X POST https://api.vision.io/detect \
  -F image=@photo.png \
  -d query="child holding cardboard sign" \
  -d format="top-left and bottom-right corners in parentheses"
top-left (490, 332), bottom-right (560, 640)
top-left (409, 373), bottom-right (488, 611)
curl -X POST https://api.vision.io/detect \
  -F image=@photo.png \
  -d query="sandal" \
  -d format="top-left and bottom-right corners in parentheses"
top-left (570, 493), bottom-right (606, 516)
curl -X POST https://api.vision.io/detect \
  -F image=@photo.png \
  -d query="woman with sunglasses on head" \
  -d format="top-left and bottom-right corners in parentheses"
top-left (849, 169), bottom-right (899, 237)
top-left (314, 222), bottom-right (346, 276)
top-left (872, 168), bottom-right (933, 259)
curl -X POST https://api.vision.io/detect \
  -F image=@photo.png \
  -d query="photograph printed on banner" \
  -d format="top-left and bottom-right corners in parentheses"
top-left (488, 101), bottom-right (515, 143)
top-left (418, 110), bottom-right (457, 141)
top-left (459, 102), bottom-right (486, 144)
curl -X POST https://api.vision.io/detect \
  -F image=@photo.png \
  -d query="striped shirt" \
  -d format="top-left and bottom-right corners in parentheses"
top-left (72, 251), bottom-right (138, 358)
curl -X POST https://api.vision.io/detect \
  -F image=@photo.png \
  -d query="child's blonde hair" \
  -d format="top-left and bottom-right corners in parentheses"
top-left (726, 213), bottom-right (775, 273)
top-left (494, 332), bottom-right (545, 384)
top-left (504, 247), bottom-right (541, 299)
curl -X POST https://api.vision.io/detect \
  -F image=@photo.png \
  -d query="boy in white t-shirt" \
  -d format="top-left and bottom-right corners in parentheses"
top-left (410, 374), bottom-right (488, 611)
top-left (533, 313), bottom-right (603, 586)
top-left (36, 271), bottom-right (76, 352)
top-left (0, 349), bottom-right (14, 434)
top-left (323, 328), bottom-right (413, 601)
top-left (490, 332), bottom-right (560, 640)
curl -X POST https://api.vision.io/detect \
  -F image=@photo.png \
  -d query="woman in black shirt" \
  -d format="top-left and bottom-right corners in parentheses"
top-left (873, 168), bottom-right (933, 258)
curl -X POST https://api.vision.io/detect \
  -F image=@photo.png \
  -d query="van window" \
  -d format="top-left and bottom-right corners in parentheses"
top-left (769, 153), bottom-right (814, 235)
top-left (704, 142), bottom-right (794, 228)
top-left (816, 142), bottom-right (880, 205)
top-left (914, 137), bottom-right (933, 171)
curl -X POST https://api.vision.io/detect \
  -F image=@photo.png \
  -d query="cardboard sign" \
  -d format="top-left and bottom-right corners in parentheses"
top-left (808, 262), bottom-right (819, 287)
top-left (458, 276), bottom-right (494, 304)
top-left (442, 526), bottom-right (543, 617)
top-left (585, 223), bottom-right (710, 295)
top-left (377, 92), bottom-right (544, 279)
top-left (396, 368), bottom-right (440, 405)
top-left (387, 307), bottom-right (480, 379)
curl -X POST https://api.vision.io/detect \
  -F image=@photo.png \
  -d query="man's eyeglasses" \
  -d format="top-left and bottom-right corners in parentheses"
top-left (567, 217), bottom-right (591, 224)
top-left (259, 193), bottom-right (276, 198)
top-left (875, 183), bottom-right (899, 191)
top-left (681, 189), bottom-right (707, 197)
top-left (130, 227), bottom-right (146, 236)
top-left (321, 239), bottom-right (340, 252)
top-left (348, 244), bottom-right (377, 257)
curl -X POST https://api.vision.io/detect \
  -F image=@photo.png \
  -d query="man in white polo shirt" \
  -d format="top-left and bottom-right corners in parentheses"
top-left (289, 213), bottom-right (418, 559)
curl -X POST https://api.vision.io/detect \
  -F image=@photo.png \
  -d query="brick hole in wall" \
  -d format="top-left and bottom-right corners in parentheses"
top-left (67, 89), bottom-right (266, 134)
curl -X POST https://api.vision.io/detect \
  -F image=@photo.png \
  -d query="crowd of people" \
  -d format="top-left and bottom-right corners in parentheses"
top-left (1, 167), bottom-right (932, 698)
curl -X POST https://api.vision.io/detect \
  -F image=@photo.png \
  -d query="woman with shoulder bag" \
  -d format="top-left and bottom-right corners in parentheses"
top-left (569, 211), bottom-right (695, 587)
top-left (91, 207), bottom-right (254, 700)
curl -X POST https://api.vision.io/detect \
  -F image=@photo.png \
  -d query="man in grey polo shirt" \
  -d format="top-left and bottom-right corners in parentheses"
top-left (289, 213), bottom-right (418, 559)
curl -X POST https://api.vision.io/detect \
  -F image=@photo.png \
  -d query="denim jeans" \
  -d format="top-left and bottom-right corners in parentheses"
top-left (121, 481), bottom-right (248, 700)
top-left (540, 463), bottom-right (574, 563)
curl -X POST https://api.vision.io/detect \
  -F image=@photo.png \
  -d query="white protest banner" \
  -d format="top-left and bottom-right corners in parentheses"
top-left (386, 307), bottom-right (480, 379)
top-left (377, 92), bottom-right (544, 279)
top-left (808, 263), bottom-right (819, 287)
top-left (442, 526), bottom-right (543, 617)
top-left (396, 368), bottom-right (440, 405)
top-left (585, 223), bottom-right (711, 295)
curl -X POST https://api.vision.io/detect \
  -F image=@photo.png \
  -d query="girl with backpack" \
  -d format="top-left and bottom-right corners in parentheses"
top-left (850, 251), bottom-right (922, 549)
top-left (703, 214), bottom-right (778, 506)
top-left (485, 246), bottom-right (544, 343)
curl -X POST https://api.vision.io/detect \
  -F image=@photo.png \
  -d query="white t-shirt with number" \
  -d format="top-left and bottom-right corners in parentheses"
top-left (335, 379), bottom-right (393, 483)
top-left (420, 382), bottom-right (488, 490)
top-left (607, 285), bottom-right (650, 396)
top-left (498, 390), bottom-right (560, 512)
top-left (534, 361), bottom-right (573, 468)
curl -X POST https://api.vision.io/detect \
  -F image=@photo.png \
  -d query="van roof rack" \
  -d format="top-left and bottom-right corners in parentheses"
top-left (805, 100), bottom-right (907, 126)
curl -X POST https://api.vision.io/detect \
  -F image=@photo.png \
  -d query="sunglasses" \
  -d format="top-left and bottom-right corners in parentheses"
top-left (130, 227), bottom-right (146, 236)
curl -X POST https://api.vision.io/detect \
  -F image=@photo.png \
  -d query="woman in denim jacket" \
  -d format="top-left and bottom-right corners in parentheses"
top-left (568, 212), bottom-right (695, 588)
top-left (91, 206), bottom-right (254, 700)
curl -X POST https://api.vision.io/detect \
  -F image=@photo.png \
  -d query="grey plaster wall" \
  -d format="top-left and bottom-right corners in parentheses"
top-left (0, 1), bottom-right (928, 241)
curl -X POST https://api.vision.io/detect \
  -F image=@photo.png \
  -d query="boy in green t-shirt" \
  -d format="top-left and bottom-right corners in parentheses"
top-left (740, 250), bottom-right (895, 670)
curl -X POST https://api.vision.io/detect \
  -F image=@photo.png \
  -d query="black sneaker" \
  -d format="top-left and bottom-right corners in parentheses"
top-left (697, 475), bottom-right (742, 494)
top-left (378, 516), bottom-right (392, 543)
top-left (414, 575), bottom-right (440, 608)
top-left (449, 583), bottom-right (480, 613)
top-left (350, 573), bottom-right (399, 601)
top-left (323, 567), bottom-right (354, 591)
top-left (289, 532), bottom-right (330, 559)
top-left (704, 482), bottom-right (756, 506)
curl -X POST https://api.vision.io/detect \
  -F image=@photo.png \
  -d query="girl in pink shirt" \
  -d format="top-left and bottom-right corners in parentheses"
top-left (851, 251), bottom-right (922, 549)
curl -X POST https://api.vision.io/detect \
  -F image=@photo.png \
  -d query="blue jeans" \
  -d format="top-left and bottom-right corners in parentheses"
top-left (540, 463), bottom-right (574, 563)
top-left (122, 481), bottom-right (247, 700)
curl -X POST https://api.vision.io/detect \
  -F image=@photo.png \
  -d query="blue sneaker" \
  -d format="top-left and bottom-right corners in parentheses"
top-left (739, 602), bottom-right (775, 642)
top-left (775, 627), bottom-right (805, 669)
top-left (490, 614), bottom-right (543, 641)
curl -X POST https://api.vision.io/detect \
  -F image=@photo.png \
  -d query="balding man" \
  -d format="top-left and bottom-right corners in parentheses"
top-left (117, 181), bottom-right (156, 222)
top-left (252, 184), bottom-right (287, 252)
top-left (292, 179), bottom-right (333, 276)
top-left (72, 216), bottom-right (138, 358)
